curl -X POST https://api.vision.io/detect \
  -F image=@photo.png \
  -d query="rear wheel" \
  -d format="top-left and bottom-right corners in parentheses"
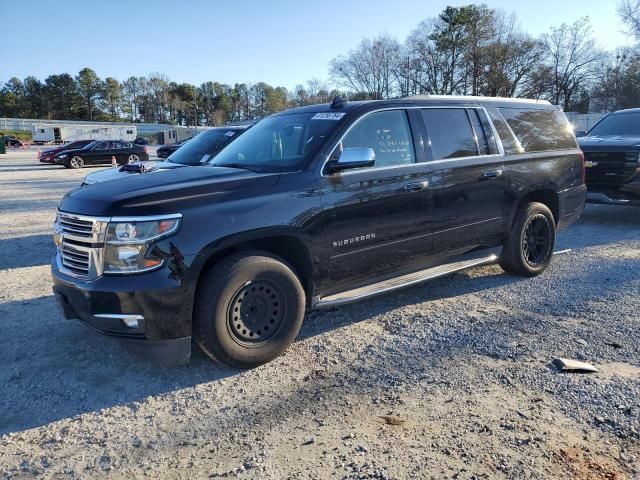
top-left (194, 252), bottom-right (306, 369)
top-left (128, 153), bottom-right (140, 163)
top-left (499, 202), bottom-right (556, 277)
top-left (69, 156), bottom-right (84, 169)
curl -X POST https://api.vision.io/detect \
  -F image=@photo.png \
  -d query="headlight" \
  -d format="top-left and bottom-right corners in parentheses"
top-left (103, 215), bottom-right (181, 274)
top-left (58, 154), bottom-right (67, 159)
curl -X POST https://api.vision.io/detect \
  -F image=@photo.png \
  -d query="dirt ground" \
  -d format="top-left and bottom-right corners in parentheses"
top-left (0, 149), bottom-right (639, 479)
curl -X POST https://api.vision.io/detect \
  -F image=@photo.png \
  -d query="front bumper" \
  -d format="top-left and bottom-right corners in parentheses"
top-left (587, 191), bottom-right (640, 206)
top-left (52, 257), bottom-right (194, 364)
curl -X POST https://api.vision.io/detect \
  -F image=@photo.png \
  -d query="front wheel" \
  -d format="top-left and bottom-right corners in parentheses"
top-left (194, 252), bottom-right (306, 369)
top-left (128, 153), bottom-right (140, 163)
top-left (68, 156), bottom-right (84, 169)
top-left (499, 202), bottom-right (556, 277)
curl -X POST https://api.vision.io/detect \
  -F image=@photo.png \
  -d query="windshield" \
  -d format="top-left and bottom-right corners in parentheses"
top-left (589, 112), bottom-right (640, 137)
top-left (167, 130), bottom-right (239, 165)
top-left (211, 113), bottom-right (340, 172)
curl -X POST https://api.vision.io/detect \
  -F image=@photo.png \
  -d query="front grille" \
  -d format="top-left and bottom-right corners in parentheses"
top-left (58, 213), bottom-right (95, 238)
top-left (55, 212), bottom-right (108, 278)
top-left (60, 243), bottom-right (90, 275)
top-left (584, 151), bottom-right (638, 186)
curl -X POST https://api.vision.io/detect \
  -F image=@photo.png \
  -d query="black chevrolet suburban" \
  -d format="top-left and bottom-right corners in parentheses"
top-left (52, 96), bottom-right (586, 368)
top-left (577, 108), bottom-right (640, 206)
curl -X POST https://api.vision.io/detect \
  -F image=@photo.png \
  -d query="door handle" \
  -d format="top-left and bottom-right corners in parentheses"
top-left (404, 181), bottom-right (429, 191)
top-left (482, 169), bottom-right (503, 179)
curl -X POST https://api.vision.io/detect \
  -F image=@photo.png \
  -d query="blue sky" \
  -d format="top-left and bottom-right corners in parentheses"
top-left (1, 0), bottom-right (632, 89)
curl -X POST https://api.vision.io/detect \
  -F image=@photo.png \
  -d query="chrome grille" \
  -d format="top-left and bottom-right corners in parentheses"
top-left (60, 243), bottom-right (90, 275)
top-left (55, 211), bottom-right (109, 279)
top-left (58, 213), bottom-right (94, 238)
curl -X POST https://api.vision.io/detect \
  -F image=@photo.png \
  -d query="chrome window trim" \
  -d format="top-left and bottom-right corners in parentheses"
top-left (320, 105), bottom-right (505, 178)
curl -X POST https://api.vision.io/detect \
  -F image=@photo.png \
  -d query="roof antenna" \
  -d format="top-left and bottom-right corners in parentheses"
top-left (330, 96), bottom-right (347, 109)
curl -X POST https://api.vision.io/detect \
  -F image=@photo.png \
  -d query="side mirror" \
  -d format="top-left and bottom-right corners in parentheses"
top-left (575, 130), bottom-right (587, 138)
top-left (330, 147), bottom-right (375, 172)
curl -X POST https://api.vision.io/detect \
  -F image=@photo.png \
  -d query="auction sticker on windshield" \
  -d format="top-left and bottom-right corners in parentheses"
top-left (312, 112), bottom-right (346, 120)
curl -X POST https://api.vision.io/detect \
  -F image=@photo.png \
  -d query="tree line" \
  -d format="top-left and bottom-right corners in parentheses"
top-left (2, 2), bottom-right (640, 126)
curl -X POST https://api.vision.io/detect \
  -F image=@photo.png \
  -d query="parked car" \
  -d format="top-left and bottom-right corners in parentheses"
top-left (82, 124), bottom-right (253, 185)
top-left (52, 96), bottom-right (586, 368)
top-left (157, 137), bottom-right (192, 158)
top-left (39, 140), bottom-right (95, 164)
top-left (55, 140), bottom-right (149, 168)
top-left (576, 108), bottom-right (640, 206)
top-left (4, 135), bottom-right (24, 147)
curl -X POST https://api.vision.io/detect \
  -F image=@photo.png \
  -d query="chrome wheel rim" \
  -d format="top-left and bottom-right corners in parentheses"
top-left (128, 154), bottom-right (139, 163)
top-left (70, 156), bottom-right (82, 168)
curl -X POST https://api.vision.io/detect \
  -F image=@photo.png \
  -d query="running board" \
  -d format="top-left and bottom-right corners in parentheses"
top-left (314, 254), bottom-right (499, 309)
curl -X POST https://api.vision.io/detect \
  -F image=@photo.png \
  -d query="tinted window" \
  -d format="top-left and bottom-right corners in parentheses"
top-left (588, 112), bottom-right (640, 136)
top-left (169, 129), bottom-right (239, 166)
top-left (340, 110), bottom-right (415, 168)
top-left (499, 108), bottom-right (576, 152)
top-left (468, 109), bottom-right (489, 155)
top-left (212, 114), bottom-right (338, 173)
top-left (422, 108), bottom-right (477, 160)
top-left (486, 108), bottom-right (523, 155)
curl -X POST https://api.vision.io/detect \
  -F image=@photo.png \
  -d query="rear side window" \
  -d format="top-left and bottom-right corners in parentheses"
top-left (341, 110), bottom-right (415, 168)
top-left (499, 108), bottom-right (576, 152)
top-left (486, 108), bottom-right (523, 155)
top-left (421, 108), bottom-right (477, 160)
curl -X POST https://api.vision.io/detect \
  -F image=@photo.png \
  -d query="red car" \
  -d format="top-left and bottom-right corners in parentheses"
top-left (39, 140), bottom-right (95, 164)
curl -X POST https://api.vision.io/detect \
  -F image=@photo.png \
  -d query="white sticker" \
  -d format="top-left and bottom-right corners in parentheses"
top-left (225, 131), bottom-right (236, 136)
top-left (311, 112), bottom-right (345, 120)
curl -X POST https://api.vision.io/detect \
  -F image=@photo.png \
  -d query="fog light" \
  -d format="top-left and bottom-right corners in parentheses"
top-left (94, 314), bottom-right (143, 329)
top-left (121, 316), bottom-right (140, 329)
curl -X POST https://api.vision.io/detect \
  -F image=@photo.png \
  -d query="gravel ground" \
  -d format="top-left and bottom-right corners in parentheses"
top-left (0, 149), bottom-right (639, 479)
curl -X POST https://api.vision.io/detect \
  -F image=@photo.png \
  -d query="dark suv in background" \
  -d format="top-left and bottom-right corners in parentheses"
top-left (52, 96), bottom-right (586, 368)
top-left (577, 108), bottom-right (640, 206)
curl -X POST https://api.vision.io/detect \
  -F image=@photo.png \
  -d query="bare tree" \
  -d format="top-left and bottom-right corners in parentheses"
top-left (329, 35), bottom-right (401, 99)
top-left (619, 0), bottom-right (640, 39)
top-left (541, 17), bottom-right (603, 109)
top-left (483, 13), bottom-right (544, 97)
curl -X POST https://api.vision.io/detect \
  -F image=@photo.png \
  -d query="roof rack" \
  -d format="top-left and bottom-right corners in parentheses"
top-left (405, 94), bottom-right (552, 105)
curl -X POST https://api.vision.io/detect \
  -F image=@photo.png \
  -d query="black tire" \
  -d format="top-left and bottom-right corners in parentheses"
top-left (499, 202), bottom-right (556, 277)
top-left (194, 252), bottom-right (306, 369)
top-left (68, 156), bottom-right (84, 169)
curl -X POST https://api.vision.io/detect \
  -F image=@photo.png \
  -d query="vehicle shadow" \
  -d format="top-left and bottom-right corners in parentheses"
top-left (0, 235), bottom-right (54, 270)
top-left (0, 294), bottom-right (238, 436)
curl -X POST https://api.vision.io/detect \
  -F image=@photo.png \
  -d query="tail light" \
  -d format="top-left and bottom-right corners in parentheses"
top-left (143, 146), bottom-right (148, 154)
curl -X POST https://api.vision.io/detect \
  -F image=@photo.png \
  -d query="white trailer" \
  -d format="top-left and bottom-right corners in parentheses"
top-left (32, 124), bottom-right (137, 144)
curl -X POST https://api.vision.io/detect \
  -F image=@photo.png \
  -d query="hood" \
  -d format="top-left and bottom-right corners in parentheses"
top-left (578, 135), bottom-right (640, 151)
top-left (83, 161), bottom-right (184, 184)
top-left (59, 165), bottom-right (280, 217)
